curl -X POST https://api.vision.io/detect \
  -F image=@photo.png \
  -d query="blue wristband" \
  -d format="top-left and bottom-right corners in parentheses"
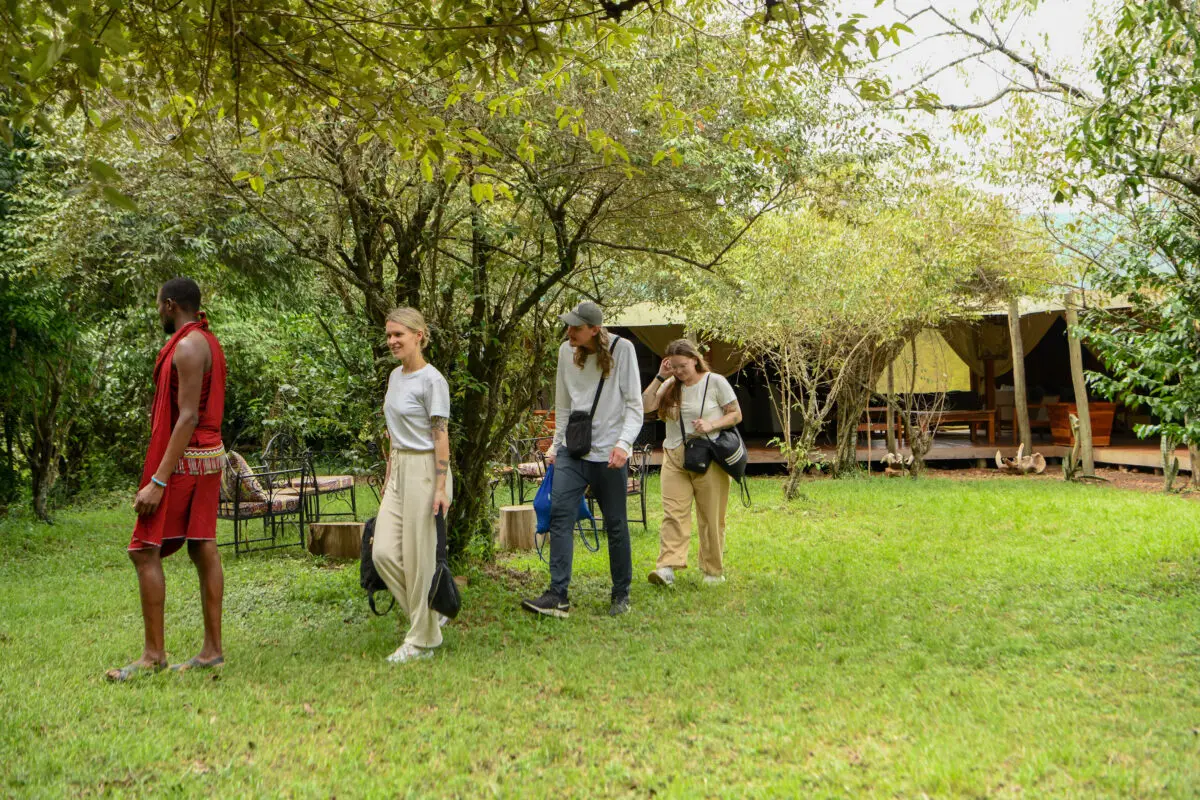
top-left (150, 476), bottom-right (167, 488)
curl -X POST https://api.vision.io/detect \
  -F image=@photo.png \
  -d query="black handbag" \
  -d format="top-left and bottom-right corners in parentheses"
top-left (680, 376), bottom-right (713, 474)
top-left (706, 426), bottom-right (752, 507)
top-left (359, 516), bottom-right (395, 616)
top-left (427, 512), bottom-right (461, 619)
top-left (707, 428), bottom-right (748, 480)
top-left (564, 335), bottom-right (620, 459)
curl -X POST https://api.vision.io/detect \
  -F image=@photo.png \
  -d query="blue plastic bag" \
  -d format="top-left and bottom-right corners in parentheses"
top-left (532, 463), bottom-right (594, 533)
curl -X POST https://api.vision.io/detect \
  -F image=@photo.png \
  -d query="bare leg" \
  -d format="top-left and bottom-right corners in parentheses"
top-left (187, 540), bottom-right (224, 662)
top-left (106, 548), bottom-right (167, 679)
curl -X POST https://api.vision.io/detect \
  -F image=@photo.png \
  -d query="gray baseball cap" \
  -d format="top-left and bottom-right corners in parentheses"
top-left (559, 301), bottom-right (603, 327)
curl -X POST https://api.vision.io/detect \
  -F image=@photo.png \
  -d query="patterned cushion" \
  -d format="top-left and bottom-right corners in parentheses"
top-left (219, 451), bottom-right (268, 502)
top-left (517, 461), bottom-right (546, 479)
top-left (221, 495), bottom-right (301, 517)
top-left (285, 475), bottom-right (354, 492)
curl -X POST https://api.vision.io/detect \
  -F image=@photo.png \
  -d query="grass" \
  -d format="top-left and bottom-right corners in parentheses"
top-left (3, 475), bottom-right (1200, 797)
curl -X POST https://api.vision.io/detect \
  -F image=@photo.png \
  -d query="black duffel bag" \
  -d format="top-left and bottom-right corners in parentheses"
top-left (360, 516), bottom-right (395, 616)
top-left (706, 427), bottom-right (752, 507)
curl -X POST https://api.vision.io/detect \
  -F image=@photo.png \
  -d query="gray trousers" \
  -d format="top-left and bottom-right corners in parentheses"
top-left (548, 448), bottom-right (632, 600)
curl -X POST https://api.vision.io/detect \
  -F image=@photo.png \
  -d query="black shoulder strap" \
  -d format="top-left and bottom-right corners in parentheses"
top-left (679, 374), bottom-right (710, 442)
top-left (368, 591), bottom-right (395, 616)
top-left (435, 511), bottom-right (448, 563)
top-left (737, 476), bottom-right (752, 508)
top-left (587, 335), bottom-right (620, 420)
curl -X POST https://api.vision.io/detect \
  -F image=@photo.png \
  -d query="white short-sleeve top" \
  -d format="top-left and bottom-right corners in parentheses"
top-left (383, 364), bottom-right (450, 451)
top-left (661, 373), bottom-right (738, 450)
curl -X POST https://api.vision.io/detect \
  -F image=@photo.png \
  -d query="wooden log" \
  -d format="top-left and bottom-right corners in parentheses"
top-left (498, 505), bottom-right (537, 551)
top-left (307, 522), bottom-right (364, 559)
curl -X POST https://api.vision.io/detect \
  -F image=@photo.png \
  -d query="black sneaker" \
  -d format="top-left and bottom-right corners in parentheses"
top-left (608, 596), bottom-right (631, 617)
top-left (522, 591), bottom-right (570, 619)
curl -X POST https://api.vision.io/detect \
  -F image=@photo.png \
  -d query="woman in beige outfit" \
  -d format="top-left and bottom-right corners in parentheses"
top-left (374, 307), bottom-right (453, 664)
top-left (642, 339), bottom-right (742, 586)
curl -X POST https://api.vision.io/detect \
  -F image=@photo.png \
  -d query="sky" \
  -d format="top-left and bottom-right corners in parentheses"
top-left (832, 0), bottom-right (1116, 209)
top-left (842, 0), bottom-right (1105, 103)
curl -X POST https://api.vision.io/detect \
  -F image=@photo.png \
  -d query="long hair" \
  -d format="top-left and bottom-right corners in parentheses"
top-left (573, 327), bottom-right (615, 378)
top-left (658, 338), bottom-right (711, 421)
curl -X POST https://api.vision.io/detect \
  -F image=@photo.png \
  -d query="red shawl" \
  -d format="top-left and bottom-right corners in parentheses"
top-left (133, 316), bottom-right (227, 539)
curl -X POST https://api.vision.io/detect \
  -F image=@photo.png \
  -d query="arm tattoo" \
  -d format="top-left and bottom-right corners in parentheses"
top-left (430, 416), bottom-right (448, 432)
top-left (721, 401), bottom-right (740, 415)
top-left (435, 458), bottom-right (449, 477)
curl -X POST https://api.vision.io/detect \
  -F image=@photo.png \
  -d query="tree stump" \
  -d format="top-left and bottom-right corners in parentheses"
top-left (498, 505), bottom-right (537, 551)
top-left (307, 522), bottom-right (364, 559)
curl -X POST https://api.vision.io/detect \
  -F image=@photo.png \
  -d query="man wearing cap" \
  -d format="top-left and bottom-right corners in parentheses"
top-left (522, 301), bottom-right (643, 618)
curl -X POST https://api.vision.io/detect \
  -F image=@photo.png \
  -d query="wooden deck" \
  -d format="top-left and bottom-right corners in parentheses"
top-left (647, 434), bottom-right (1194, 473)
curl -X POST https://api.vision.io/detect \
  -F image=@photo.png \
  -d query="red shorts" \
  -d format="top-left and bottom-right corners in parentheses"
top-left (128, 473), bottom-right (221, 557)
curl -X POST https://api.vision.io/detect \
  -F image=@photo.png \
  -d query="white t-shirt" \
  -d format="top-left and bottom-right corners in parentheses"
top-left (383, 364), bottom-right (451, 451)
top-left (662, 373), bottom-right (738, 450)
top-left (550, 335), bottom-right (644, 461)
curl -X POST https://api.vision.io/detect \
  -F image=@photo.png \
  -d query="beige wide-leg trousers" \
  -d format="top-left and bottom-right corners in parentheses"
top-left (657, 444), bottom-right (730, 577)
top-left (372, 449), bottom-right (453, 649)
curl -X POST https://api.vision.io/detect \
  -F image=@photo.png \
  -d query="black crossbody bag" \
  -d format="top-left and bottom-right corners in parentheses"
top-left (427, 512), bottom-right (461, 619)
top-left (681, 375), bottom-right (713, 473)
top-left (564, 335), bottom-right (620, 459)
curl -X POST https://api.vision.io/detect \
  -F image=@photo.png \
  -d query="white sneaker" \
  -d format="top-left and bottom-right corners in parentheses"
top-left (386, 643), bottom-right (434, 664)
top-left (648, 567), bottom-right (675, 586)
top-left (702, 574), bottom-right (725, 585)
top-left (438, 613), bottom-right (449, 628)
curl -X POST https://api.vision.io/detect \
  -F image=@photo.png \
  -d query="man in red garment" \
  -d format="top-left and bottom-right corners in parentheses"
top-left (106, 278), bottom-right (228, 681)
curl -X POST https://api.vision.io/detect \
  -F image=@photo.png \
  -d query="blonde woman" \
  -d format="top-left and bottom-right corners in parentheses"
top-left (374, 308), bottom-right (453, 664)
top-left (642, 339), bottom-right (742, 586)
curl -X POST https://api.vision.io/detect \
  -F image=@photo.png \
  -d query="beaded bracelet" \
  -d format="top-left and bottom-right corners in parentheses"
top-left (150, 476), bottom-right (167, 488)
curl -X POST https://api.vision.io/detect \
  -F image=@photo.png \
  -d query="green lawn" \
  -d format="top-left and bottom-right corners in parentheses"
top-left (3, 476), bottom-right (1200, 797)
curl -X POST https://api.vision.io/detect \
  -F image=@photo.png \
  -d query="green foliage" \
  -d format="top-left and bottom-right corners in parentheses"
top-left (1081, 211), bottom-right (1200, 456)
top-left (1068, 0), bottom-right (1200, 208)
top-left (0, 122), bottom-right (319, 513)
top-left (0, 0), bottom-right (911, 194)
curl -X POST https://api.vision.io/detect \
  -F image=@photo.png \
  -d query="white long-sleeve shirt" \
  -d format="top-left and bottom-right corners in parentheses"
top-left (551, 334), bottom-right (643, 461)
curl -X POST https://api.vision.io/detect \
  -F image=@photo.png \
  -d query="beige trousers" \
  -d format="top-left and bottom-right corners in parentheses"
top-left (657, 444), bottom-right (730, 577)
top-left (373, 449), bottom-right (453, 649)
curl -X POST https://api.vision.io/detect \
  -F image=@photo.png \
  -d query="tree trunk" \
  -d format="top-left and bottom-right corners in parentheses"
top-left (885, 361), bottom-right (897, 454)
top-left (0, 410), bottom-right (15, 507)
top-left (1007, 297), bottom-right (1032, 453)
top-left (1162, 433), bottom-right (1181, 492)
top-left (3, 410), bottom-right (13, 473)
top-left (834, 382), bottom-right (868, 476)
top-left (1190, 441), bottom-right (1199, 490)
top-left (784, 424), bottom-right (820, 501)
top-left (28, 423), bottom-right (57, 522)
top-left (1064, 292), bottom-right (1095, 477)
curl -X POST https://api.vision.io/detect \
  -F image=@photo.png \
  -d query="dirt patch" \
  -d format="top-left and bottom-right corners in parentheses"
top-left (481, 560), bottom-right (542, 588)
